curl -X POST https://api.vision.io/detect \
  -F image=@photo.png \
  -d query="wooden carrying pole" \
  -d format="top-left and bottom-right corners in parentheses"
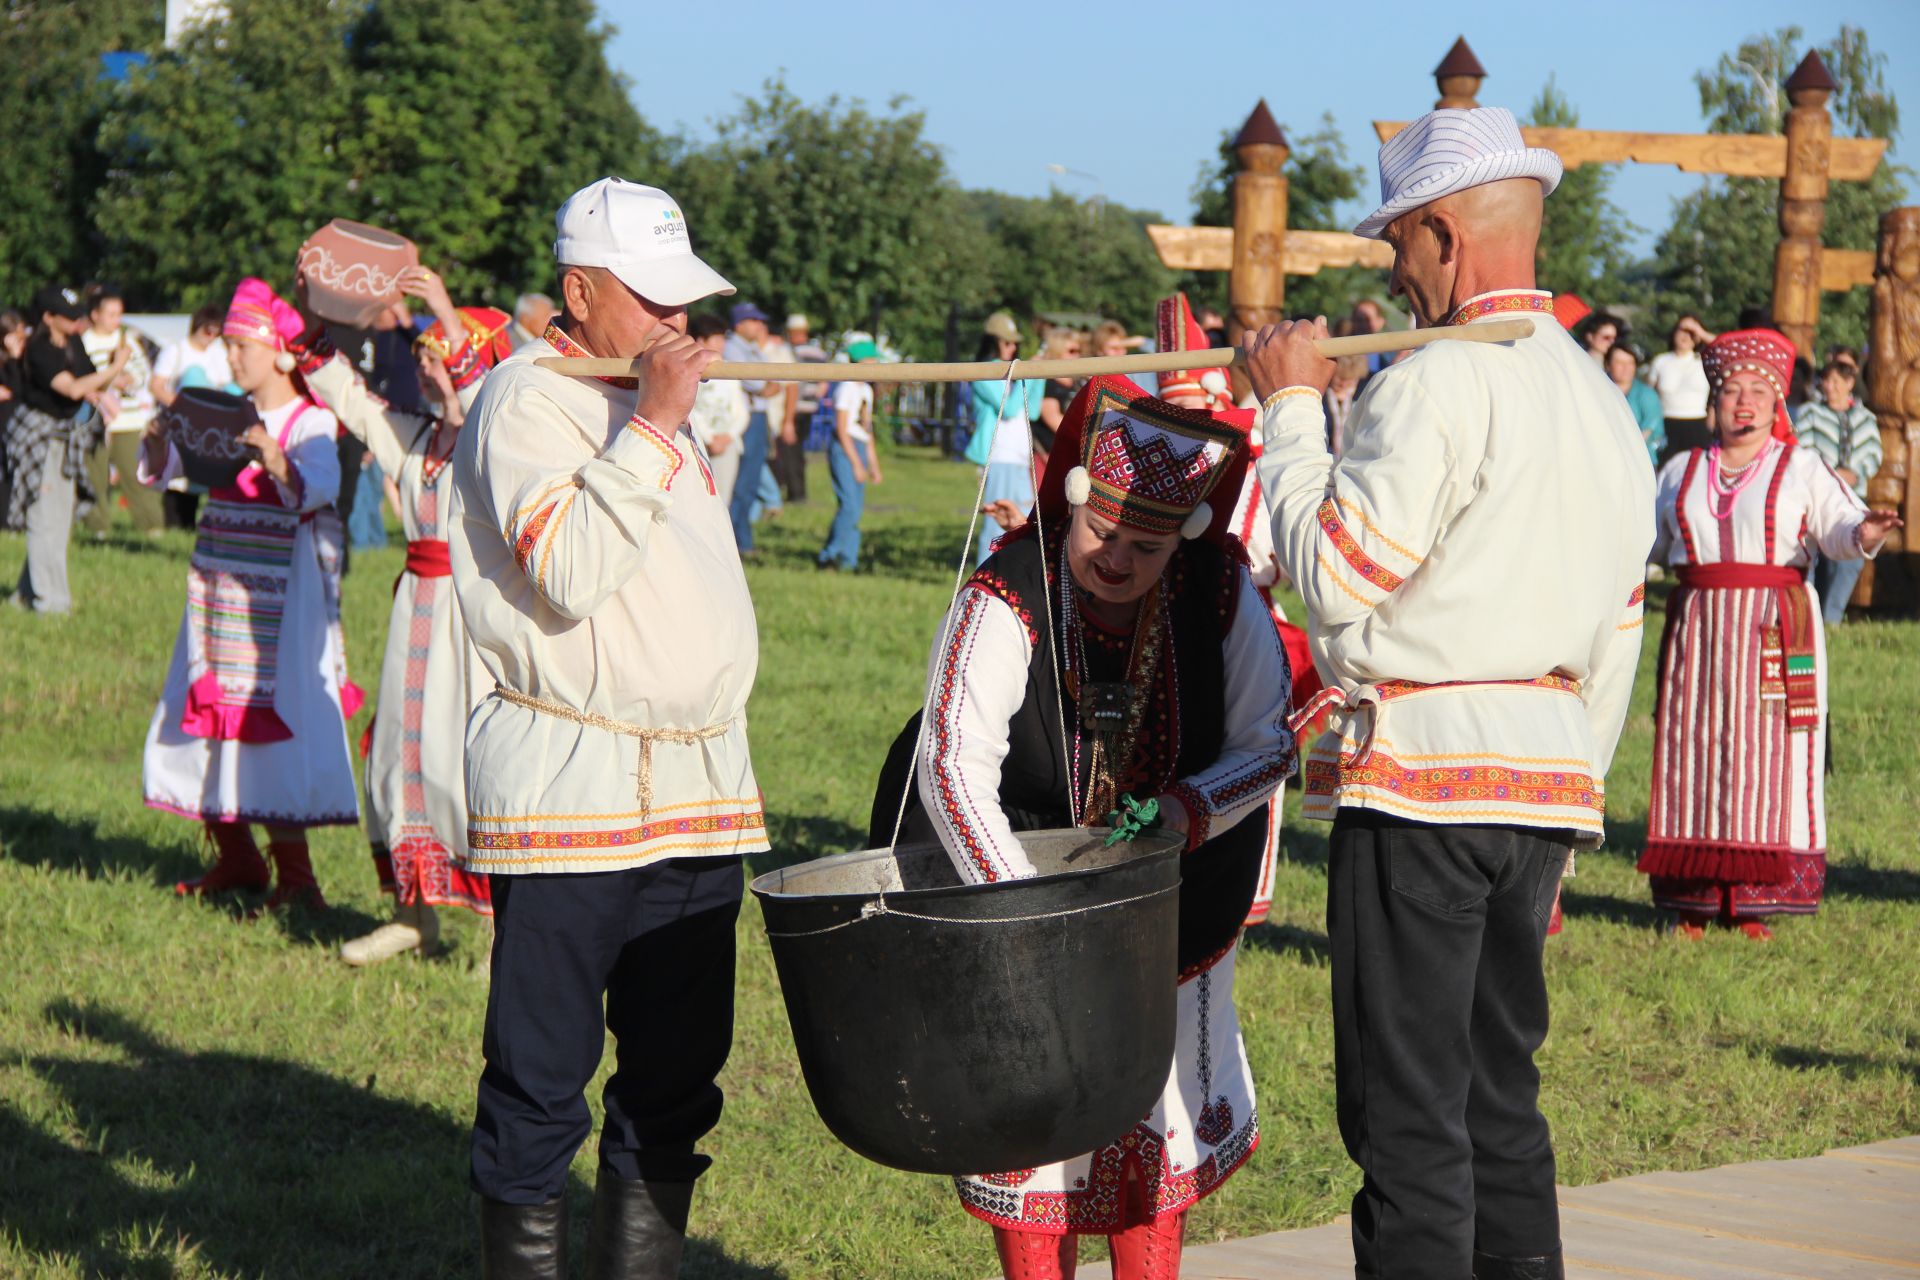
top-left (534, 318), bottom-right (1535, 383)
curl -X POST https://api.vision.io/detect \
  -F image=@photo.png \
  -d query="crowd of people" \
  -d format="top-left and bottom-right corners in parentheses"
top-left (0, 98), bottom-right (1906, 1280)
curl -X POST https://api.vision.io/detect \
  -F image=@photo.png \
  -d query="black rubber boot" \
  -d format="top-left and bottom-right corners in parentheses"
top-left (585, 1172), bottom-right (693, 1280)
top-left (1472, 1247), bottom-right (1566, 1280)
top-left (479, 1196), bottom-right (568, 1280)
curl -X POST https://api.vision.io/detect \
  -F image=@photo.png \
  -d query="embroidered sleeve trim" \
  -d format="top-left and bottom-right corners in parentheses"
top-left (292, 329), bottom-right (337, 378)
top-left (512, 498), bottom-right (562, 574)
top-left (1317, 497), bottom-right (1405, 593)
top-left (624, 412), bottom-right (683, 489)
top-left (964, 570), bottom-right (1037, 647)
top-left (927, 590), bottom-right (1008, 883)
top-left (1260, 386), bottom-right (1322, 415)
top-left (1333, 496), bottom-right (1422, 565)
top-left (1167, 781), bottom-right (1211, 853)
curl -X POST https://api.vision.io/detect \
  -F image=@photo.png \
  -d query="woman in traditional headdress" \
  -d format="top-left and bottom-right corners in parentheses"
top-left (291, 265), bottom-right (509, 963)
top-left (871, 375), bottom-right (1296, 1280)
top-left (1639, 329), bottom-right (1902, 938)
top-left (139, 278), bottom-right (360, 910)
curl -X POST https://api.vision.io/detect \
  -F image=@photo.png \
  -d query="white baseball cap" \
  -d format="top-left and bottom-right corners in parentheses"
top-left (554, 177), bottom-right (735, 307)
top-left (1353, 107), bottom-right (1562, 240)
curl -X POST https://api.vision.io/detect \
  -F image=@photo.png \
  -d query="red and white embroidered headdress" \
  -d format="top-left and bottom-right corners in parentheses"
top-left (1052, 375), bottom-right (1249, 541)
top-left (1703, 328), bottom-right (1799, 443)
top-left (1154, 292), bottom-right (1233, 412)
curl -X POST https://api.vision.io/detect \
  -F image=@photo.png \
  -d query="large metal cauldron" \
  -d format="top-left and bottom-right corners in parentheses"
top-left (750, 827), bottom-right (1180, 1175)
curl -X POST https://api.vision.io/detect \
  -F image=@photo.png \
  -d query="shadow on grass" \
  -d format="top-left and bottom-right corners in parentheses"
top-left (3, 999), bottom-right (784, 1279)
top-left (1560, 888), bottom-right (1666, 931)
top-left (1279, 822), bottom-right (1331, 871)
top-left (1825, 860), bottom-right (1920, 905)
top-left (0, 803), bottom-right (201, 885)
top-left (1763, 1043), bottom-right (1920, 1087)
top-left (0, 804), bottom-right (387, 943)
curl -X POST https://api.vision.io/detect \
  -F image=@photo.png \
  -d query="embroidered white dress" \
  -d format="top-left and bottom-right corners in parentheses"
top-left (141, 399), bottom-right (360, 827)
top-left (450, 330), bottom-right (769, 873)
top-left (305, 342), bottom-right (492, 909)
top-left (919, 564), bottom-right (1294, 1233)
top-left (1257, 291), bottom-right (1655, 844)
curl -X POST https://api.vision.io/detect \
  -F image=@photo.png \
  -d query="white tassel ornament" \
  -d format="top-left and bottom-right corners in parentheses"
top-left (1064, 466), bottom-right (1091, 506)
top-left (1180, 503), bottom-right (1212, 540)
top-left (274, 351), bottom-right (296, 373)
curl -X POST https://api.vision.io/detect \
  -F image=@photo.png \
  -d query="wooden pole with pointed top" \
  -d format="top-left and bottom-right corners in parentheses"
top-left (1773, 51), bottom-right (1838, 360)
top-left (1229, 101), bottom-right (1290, 346)
top-left (1433, 36), bottom-right (1486, 109)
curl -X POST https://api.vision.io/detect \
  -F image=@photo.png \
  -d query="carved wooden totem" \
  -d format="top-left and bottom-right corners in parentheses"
top-left (1863, 207), bottom-right (1920, 609)
top-left (1230, 100), bottom-right (1290, 343)
top-left (1772, 53), bottom-right (1837, 360)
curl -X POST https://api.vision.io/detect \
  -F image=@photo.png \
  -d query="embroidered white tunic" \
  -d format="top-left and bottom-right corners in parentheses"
top-left (1258, 291), bottom-right (1655, 844)
top-left (450, 334), bottom-right (768, 874)
top-left (141, 400), bottom-right (360, 827)
top-left (918, 564), bottom-right (1292, 1232)
top-left (306, 344), bottom-right (491, 903)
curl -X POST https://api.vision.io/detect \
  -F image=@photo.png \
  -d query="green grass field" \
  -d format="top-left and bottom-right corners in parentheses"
top-left (1, 445), bottom-right (1916, 1279)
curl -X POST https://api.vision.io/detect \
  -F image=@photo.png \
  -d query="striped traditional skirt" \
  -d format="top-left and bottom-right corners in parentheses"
top-left (1639, 564), bottom-right (1828, 918)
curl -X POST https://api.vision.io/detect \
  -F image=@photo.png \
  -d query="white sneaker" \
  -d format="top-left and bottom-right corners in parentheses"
top-left (339, 903), bottom-right (441, 966)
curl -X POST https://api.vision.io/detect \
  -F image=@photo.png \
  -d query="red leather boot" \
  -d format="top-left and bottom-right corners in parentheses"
top-left (1109, 1211), bottom-right (1185, 1280)
top-left (260, 837), bottom-right (328, 912)
top-left (992, 1226), bottom-right (1077, 1280)
top-left (176, 822), bottom-right (270, 896)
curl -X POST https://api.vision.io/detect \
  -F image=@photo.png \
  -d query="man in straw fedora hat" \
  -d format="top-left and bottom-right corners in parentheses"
top-left (450, 175), bottom-right (769, 1278)
top-left (1240, 107), bottom-right (1655, 1280)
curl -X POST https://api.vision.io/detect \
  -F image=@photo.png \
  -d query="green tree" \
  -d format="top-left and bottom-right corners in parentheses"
top-left (90, 0), bottom-right (653, 312)
top-left (1184, 112), bottom-right (1381, 323)
top-left (1527, 78), bottom-right (1643, 308)
top-left (668, 81), bottom-right (997, 358)
top-left (963, 190), bottom-right (1176, 342)
top-left (1652, 24), bottom-right (1907, 353)
top-left (0, 0), bottom-right (162, 305)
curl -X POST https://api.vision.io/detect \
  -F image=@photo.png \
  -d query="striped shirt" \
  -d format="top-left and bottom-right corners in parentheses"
top-left (1793, 400), bottom-right (1882, 499)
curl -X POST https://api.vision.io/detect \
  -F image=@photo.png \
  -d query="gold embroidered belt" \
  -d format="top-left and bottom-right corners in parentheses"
top-left (492, 685), bottom-right (732, 816)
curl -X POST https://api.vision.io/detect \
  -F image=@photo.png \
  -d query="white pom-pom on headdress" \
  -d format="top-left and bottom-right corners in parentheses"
top-left (1200, 370), bottom-right (1228, 396)
top-left (274, 351), bottom-right (296, 373)
top-left (1180, 503), bottom-right (1212, 540)
top-left (1064, 466), bottom-right (1091, 506)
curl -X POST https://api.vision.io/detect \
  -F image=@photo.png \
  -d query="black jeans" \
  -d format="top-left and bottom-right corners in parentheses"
top-left (470, 857), bottom-right (743, 1203)
top-left (769, 427), bottom-right (808, 502)
top-left (1328, 811), bottom-right (1568, 1278)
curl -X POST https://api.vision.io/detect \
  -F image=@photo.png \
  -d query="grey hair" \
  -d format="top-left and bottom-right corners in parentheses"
top-left (515, 291), bottom-right (557, 321)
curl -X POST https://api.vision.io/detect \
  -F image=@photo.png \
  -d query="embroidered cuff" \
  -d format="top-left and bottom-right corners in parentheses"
top-left (1260, 386), bottom-right (1322, 415)
top-left (290, 328), bottom-right (336, 378)
top-left (445, 340), bottom-right (483, 391)
top-left (1166, 782), bottom-right (1211, 854)
top-left (619, 411), bottom-right (685, 491)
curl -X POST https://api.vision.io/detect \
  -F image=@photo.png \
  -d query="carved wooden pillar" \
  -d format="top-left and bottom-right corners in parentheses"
top-left (1433, 37), bottom-right (1486, 109)
top-left (1863, 206), bottom-right (1920, 611)
top-left (1772, 52), bottom-right (1837, 361)
top-left (1229, 100), bottom-right (1289, 344)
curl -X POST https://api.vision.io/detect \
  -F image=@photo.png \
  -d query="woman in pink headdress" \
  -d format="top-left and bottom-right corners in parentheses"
top-left (1639, 329), bottom-right (1903, 939)
top-left (138, 278), bottom-right (360, 912)
top-left (290, 266), bottom-right (510, 962)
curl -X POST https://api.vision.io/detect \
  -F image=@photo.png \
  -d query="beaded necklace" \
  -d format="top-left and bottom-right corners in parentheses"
top-left (1056, 537), bottom-right (1166, 825)
top-left (1707, 439), bottom-right (1776, 519)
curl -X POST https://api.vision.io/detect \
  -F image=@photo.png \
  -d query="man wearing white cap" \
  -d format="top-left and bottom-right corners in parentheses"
top-left (1241, 108), bottom-right (1654, 1280)
top-left (451, 175), bottom-right (769, 1279)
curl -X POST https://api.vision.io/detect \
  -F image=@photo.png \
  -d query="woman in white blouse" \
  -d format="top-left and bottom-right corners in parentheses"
top-left (1646, 314), bottom-right (1714, 464)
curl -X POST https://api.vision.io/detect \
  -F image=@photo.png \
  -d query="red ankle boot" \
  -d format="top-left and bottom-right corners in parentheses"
top-left (1736, 919), bottom-right (1774, 941)
top-left (1109, 1211), bottom-right (1185, 1280)
top-left (177, 822), bottom-right (270, 896)
top-left (260, 838), bottom-right (328, 912)
top-left (992, 1226), bottom-right (1077, 1280)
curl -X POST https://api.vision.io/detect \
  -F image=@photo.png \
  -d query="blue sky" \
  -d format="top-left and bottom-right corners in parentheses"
top-left (602, 0), bottom-right (1919, 256)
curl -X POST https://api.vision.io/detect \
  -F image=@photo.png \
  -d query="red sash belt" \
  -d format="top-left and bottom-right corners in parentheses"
top-left (1674, 562), bottom-right (1818, 733)
top-left (405, 538), bottom-right (452, 578)
top-left (1674, 564), bottom-right (1800, 591)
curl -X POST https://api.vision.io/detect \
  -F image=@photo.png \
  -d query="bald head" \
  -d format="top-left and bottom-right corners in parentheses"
top-left (1384, 177), bottom-right (1546, 326)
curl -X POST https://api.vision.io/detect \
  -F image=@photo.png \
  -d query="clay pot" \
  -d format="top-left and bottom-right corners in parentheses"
top-left (164, 387), bottom-right (262, 489)
top-left (296, 219), bottom-right (418, 326)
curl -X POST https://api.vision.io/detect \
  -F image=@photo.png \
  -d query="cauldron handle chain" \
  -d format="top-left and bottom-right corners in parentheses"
top-left (762, 882), bottom-right (1179, 939)
top-left (880, 363), bottom-right (1082, 887)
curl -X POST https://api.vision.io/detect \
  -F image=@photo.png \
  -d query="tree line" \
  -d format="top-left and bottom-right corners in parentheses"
top-left (0, 3), bottom-right (1904, 357)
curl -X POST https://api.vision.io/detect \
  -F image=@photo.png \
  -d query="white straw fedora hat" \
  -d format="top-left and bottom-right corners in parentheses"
top-left (1353, 107), bottom-right (1563, 240)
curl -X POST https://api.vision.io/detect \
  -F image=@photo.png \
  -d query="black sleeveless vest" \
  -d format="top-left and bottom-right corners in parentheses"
top-left (869, 531), bottom-right (1266, 974)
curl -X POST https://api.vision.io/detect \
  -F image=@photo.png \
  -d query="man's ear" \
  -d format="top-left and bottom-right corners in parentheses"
top-left (559, 267), bottom-right (595, 324)
top-left (1430, 209), bottom-right (1463, 266)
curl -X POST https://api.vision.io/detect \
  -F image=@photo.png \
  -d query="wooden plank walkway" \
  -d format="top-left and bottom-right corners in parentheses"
top-left (1076, 1137), bottom-right (1920, 1278)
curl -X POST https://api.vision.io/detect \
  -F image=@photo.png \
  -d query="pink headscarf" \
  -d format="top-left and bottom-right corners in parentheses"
top-left (222, 277), bottom-right (304, 352)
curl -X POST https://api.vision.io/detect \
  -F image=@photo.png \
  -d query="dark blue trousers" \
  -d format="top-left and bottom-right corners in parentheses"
top-left (470, 857), bottom-right (743, 1203)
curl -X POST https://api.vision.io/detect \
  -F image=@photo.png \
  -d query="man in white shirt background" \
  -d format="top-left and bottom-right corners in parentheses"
top-left (78, 285), bottom-right (163, 536)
